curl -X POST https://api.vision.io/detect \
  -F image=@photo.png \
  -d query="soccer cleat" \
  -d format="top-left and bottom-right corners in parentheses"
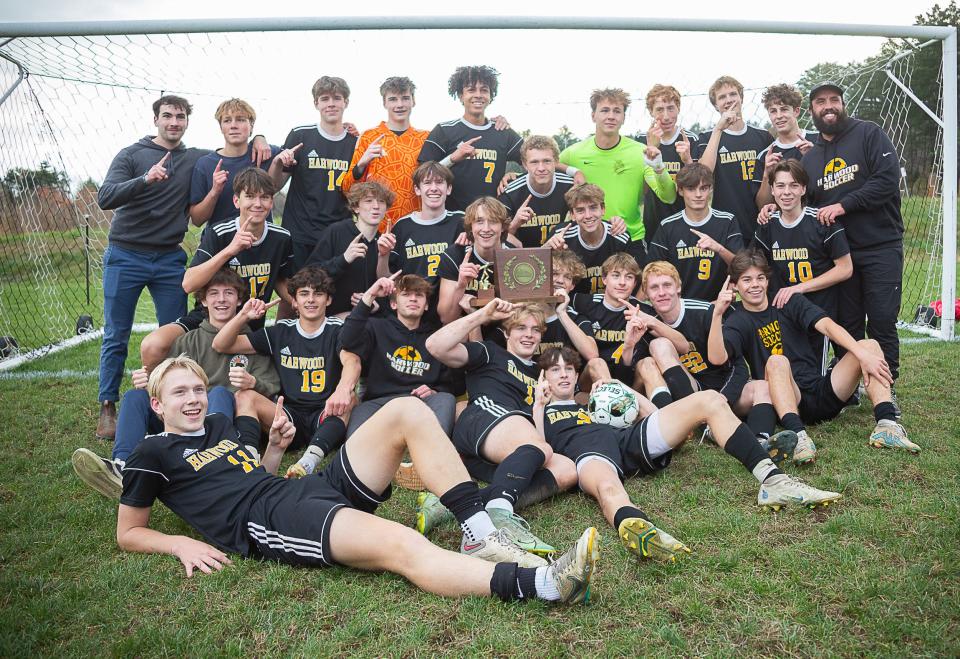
top-left (868, 420), bottom-right (919, 454)
top-left (759, 430), bottom-right (798, 465)
top-left (792, 431), bottom-right (817, 465)
top-left (72, 448), bottom-right (122, 499)
top-left (461, 528), bottom-right (548, 568)
top-left (758, 473), bottom-right (842, 511)
top-left (415, 491), bottom-right (455, 535)
top-left (618, 517), bottom-right (691, 563)
top-left (547, 527), bottom-right (600, 604)
top-left (284, 462), bottom-right (308, 480)
top-left (487, 507), bottom-right (556, 556)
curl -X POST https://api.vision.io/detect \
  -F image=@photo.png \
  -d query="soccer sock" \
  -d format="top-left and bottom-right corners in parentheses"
top-left (440, 481), bottom-right (495, 542)
top-left (780, 412), bottom-right (806, 435)
top-left (723, 424), bottom-right (783, 483)
top-left (296, 446), bottom-right (325, 474)
top-left (746, 403), bottom-right (777, 439)
top-left (873, 401), bottom-right (898, 423)
top-left (662, 366), bottom-right (695, 400)
top-left (309, 416), bottom-right (347, 455)
top-left (486, 445), bottom-right (546, 511)
top-left (488, 564), bottom-right (556, 602)
top-left (515, 469), bottom-right (560, 510)
top-left (650, 386), bottom-right (673, 409)
top-left (486, 498), bottom-right (514, 513)
top-left (534, 566), bottom-right (560, 601)
top-left (614, 505), bottom-right (650, 530)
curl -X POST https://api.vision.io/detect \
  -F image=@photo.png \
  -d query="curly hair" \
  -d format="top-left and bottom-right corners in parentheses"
top-left (447, 65), bottom-right (499, 100)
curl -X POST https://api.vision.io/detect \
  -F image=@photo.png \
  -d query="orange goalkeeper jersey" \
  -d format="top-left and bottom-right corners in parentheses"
top-left (341, 122), bottom-right (429, 231)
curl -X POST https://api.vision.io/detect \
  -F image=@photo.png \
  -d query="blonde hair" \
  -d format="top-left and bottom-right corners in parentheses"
top-left (214, 98), bottom-right (256, 125)
top-left (148, 355), bottom-right (208, 401)
top-left (502, 303), bottom-right (546, 334)
top-left (590, 88), bottom-right (631, 112)
top-left (601, 253), bottom-right (641, 278)
top-left (552, 250), bottom-right (587, 284)
top-left (520, 135), bottom-right (560, 162)
top-left (708, 76), bottom-right (744, 108)
top-left (564, 183), bottom-right (605, 210)
top-left (641, 260), bottom-right (681, 290)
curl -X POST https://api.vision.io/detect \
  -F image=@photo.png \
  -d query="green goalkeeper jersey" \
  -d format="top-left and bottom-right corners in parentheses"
top-left (560, 135), bottom-right (676, 240)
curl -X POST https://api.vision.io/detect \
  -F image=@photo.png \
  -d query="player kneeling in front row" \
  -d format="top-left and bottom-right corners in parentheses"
top-left (107, 356), bottom-right (598, 603)
top-left (708, 250), bottom-right (919, 462)
top-left (538, 348), bottom-right (841, 533)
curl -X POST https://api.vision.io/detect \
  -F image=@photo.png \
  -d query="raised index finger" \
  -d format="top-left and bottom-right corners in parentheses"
top-left (465, 136), bottom-right (482, 145)
top-left (158, 152), bottom-right (170, 166)
top-left (370, 134), bottom-right (384, 145)
top-left (290, 143), bottom-right (304, 153)
top-left (389, 270), bottom-right (402, 280)
top-left (519, 194), bottom-right (533, 209)
top-left (274, 396), bottom-right (285, 421)
top-left (214, 158), bottom-right (223, 172)
top-left (722, 275), bottom-right (732, 290)
top-left (350, 233), bottom-right (364, 244)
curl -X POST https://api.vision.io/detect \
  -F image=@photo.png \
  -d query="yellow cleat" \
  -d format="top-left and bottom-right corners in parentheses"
top-left (618, 517), bottom-right (691, 563)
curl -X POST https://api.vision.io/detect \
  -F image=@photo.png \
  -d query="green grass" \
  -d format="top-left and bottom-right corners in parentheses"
top-left (1, 339), bottom-right (958, 655)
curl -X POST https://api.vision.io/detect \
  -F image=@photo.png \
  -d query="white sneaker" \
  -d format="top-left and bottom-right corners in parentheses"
top-left (72, 448), bottom-right (122, 499)
top-left (461, 528), bottom-right (548, 568)
top-left (793, 431), bottom-right (817, 465)
top-left (758, 473), bottom-right (842, 511)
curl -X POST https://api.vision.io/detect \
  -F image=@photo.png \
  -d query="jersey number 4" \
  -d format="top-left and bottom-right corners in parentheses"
top-left (327, 170), bottom-right (348, 191)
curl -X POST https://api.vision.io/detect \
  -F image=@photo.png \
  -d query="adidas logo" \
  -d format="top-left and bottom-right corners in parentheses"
top-left (228, 257), bottom-right (240, 266)
top-left (280, 346), bottom-right (292, 356)
top-left (677, 239), bottom-right (686, 247)
top-left (592, 322), bottom-right (601, 332)
top-left (182, 448), bottom-right (198, 458)
top-left (405, 237), bottom-right (415, 246)
top-left (719, 146), bottom-right (729, 153)
top-left (308, 149), bottom-right (319, 157)
top-left (772, 241), bottom-right (780, 249)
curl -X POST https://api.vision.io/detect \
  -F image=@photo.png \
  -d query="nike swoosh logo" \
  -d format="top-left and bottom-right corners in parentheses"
top-left (463, 542), bottom-right (482, 552)
top-left (882, 152), bottom-right (892, 157)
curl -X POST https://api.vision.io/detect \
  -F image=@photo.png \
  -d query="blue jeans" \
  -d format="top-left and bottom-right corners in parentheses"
top-left (98, 245), bottom-right (187, 402)
top-left (113, 386), bottom-right (236, 463)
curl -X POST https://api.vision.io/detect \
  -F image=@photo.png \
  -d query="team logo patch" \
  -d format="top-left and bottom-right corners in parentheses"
top-left (392, 345), bottom-right (423, 362)
top-left (823, 157), bottom-right (848, 175)
top-left (387, 345), bottom-right (430, 376)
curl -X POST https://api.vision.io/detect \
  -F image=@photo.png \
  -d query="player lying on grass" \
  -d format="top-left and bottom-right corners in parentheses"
top-left (426, 298), bottom-right (579, 556)
top-left (72, 268), bottom-right (280, 499)
top-left (106, 355), bottom-right (598, 603)
top-left (708, 249), bottom-right (920, 464)
top-left (213, 267), bottom-right (359, 471)
top-left (537, 347), bottom-right (841, 538)
top-left (638, 260), bottom-right (797, 460)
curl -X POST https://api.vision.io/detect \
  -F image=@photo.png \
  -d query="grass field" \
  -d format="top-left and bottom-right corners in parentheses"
top-left (0, 336), bottom-right (958, 656)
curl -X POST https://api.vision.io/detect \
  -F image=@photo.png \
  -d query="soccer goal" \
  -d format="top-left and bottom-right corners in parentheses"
top-left (0, 16), bottom-right (954, 367)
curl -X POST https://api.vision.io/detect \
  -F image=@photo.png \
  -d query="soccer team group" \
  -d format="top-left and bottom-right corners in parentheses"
top-left (70, 65), bottom-right (919, 604)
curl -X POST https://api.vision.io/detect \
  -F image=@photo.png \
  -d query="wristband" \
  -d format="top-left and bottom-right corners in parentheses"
top-left (564, 165), bottom-right (580, 178)
top-left (644, 153), bottom-right (665, 173)
top-left (440, 155), bottom-right (454, 168)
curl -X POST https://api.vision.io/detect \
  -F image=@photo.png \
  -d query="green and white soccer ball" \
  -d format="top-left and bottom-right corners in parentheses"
top-left (588, 381), bottom-right (640, 429)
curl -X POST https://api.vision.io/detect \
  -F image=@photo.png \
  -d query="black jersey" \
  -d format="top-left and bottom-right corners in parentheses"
top-left (635, 128), bottom-right (697, 236)
top-left (305, 219), bottom-right (379, 316)
top-left (573, 294), bottom-right (651, 369)
top-left (280, 124), bottom-right (357, 244)
top-left (339, 300), bottom-right (449, 399)
top-left (753, 207), bottom-right (850, 317)
top-left (437, 242), bottom-right (512, 296)
top-left (542, 400), bottom-right (625, 471)
top-left (462, 340), bottom-right (539, 412)
top-left (418, 119), bottom-right (523, 212)
top-left (560, 222), bottom-right (646, 295)
top-left (696, 125), bottom-right (773, 238)
top-left (388, 210), bottom-right (465, 288)
top-left (661, 298), bottom-right (739, 385)
top-left (121, 413), bottom-right (287, 556)
top-left (191, 218), bottom-right (294, 304)
top-left (247, 317), bottom-right (344, 411)
top-left (721, 296), bottom-right (827, 390)
top-left (498, 172), bottom-right (574, 247)
top-left (648, 208), bottom-right (743, 302)
top-left (750, 131), bottom-right (818, 197)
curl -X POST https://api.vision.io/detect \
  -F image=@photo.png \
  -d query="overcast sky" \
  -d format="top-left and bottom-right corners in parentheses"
top-left (0, 0), bottom-right (947, 184)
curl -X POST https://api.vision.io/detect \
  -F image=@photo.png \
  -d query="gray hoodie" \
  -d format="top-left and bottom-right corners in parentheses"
top-left (98, 136), bottom-right (210, 251)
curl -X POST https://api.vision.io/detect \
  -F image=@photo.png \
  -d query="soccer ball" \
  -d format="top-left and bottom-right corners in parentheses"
top-left (588, 381), bottom-right (640, 429)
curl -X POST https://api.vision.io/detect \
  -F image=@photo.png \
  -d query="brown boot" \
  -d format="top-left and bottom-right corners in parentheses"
top-left (96, 401), bottom-right (117, 440)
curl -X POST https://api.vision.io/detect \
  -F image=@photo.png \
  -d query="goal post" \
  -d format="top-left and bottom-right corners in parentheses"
top-left (0, 16), bottom-right (954, 367)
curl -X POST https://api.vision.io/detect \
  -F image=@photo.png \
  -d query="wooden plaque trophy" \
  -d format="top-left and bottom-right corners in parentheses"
top-left (471, 246), bottom-right (562, 306)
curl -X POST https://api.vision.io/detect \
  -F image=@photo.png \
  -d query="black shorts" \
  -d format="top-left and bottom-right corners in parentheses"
top-left (563, 413), bottom-right (673, 480)
top-left (697, 362), bottom-right (750, 406)
top-left (610, 360), bottom-right (636, 385)
top-left (798, 368), bottom-right (846, 424)
top-left (452, 397), bottom-right (529, 459)
top-left (284, 404), bottom-right (326, 450)
top-left (246, 447), bottom-right (391, 567)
